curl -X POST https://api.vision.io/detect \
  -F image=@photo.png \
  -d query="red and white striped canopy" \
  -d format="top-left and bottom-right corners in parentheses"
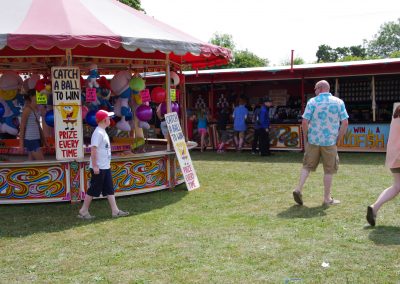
top-left (0, 0), bottom-right (232, 70)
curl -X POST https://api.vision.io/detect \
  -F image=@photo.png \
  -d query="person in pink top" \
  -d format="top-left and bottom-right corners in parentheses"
top-left (366, 105), bottom-right (400, 226)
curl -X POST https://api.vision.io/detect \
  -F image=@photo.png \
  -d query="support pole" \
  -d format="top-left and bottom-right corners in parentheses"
top-left (371, 76), bottom-right (376, 122)
top-left (65, 48), bottom-right (72, 66)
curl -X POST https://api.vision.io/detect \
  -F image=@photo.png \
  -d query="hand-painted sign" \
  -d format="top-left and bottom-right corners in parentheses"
top-left (165, 112), bottom-right (200, 191)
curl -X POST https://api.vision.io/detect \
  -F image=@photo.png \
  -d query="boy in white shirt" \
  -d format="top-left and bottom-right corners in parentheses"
top-left (78, 110), bottom-right (129, 219)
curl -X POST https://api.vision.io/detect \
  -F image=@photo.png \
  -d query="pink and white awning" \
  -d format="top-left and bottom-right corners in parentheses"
top-left (0, 0), bottom-right (232, 68)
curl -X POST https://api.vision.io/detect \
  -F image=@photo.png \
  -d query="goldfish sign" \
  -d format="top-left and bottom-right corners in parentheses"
top-left (51, 66), bottom-right (84, 160)
top-left (165, 112), bottom-right (200, 191)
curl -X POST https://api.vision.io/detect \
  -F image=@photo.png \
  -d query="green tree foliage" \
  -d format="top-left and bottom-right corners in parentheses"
top-left (316, 44), bottom-right (367, 63)
top-left (209, 33), bottom-right (268, 68)
top-left (118, 0), bottom-right (143, 11)
top-left (280, 57), bottom-right (305, 66)
top-left (367, 18), bottom-right (400, 58)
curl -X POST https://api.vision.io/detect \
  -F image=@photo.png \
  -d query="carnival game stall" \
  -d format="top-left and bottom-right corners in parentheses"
top-left (0, 0), bottom-right (232, 204)
top-left (145, 59), bottom-right (399, 152)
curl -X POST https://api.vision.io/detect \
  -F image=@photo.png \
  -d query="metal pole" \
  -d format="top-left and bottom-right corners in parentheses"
top-left (335, 78), bottom-right (339, 97)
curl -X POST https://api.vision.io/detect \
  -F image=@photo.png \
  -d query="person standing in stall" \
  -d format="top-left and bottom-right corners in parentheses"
top-left (233, 97), bottom-right (248, 152)
top-left (366, 105), bottom-right (400, 226)
top-left (19, 89), bottom-right (46, 160)
top-left (258, 97), bottom-right (273, 156)
top-left (216, 105), bottom-right (230, 153)
top-left (78, 110), bottom-right (129, 220)
top-left (196, 108), bottom-right (209, 152)
top-left (251, 100), bottom-right (261, 154)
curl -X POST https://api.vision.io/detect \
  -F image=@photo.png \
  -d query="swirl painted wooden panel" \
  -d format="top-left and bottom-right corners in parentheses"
top-left (0, 165), bottom-right (66, 201)
top-left (84, 157), bottom-right (169, 193)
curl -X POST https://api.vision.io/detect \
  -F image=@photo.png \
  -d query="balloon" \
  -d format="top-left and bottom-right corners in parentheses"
top-left (0, 103), bottom-right (4, 118)
top-left (81, 105), bottom-right (88, 120)
top-left (160, 102), bottom-right (167, 115)
top-left (151, 87), bottom-right (166, 103)
top-left (136, 104), bottom-right (153, 121)
top-left (129, 77), bottom-right (145, 92)
top-left (170, 71), bottom-right (180, 86)
top-left (45, 110), bottom-right (54, 127)
top-left (125, 111), bottom-right (133, 121)
top-left (139, 121), bottom-right (150, 130)
top-left (172, 102), bottom-right (179, 113)
top-left (86, 110), bottom-right (98, 127)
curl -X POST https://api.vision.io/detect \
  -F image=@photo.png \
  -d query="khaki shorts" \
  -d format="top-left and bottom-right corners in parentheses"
top-left (303, 144), bottom-right (339, 174)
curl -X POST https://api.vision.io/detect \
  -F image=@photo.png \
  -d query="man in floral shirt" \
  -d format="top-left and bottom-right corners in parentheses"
top-left (292, 80), bottom-right (349, 206)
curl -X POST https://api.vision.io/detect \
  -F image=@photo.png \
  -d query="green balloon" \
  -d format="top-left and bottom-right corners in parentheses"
top-left (129, 77), bottom-right (145, 92)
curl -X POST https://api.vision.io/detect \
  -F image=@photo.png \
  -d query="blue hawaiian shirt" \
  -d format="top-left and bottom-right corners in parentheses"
top-left (302, 92), bottom-right (349, 146)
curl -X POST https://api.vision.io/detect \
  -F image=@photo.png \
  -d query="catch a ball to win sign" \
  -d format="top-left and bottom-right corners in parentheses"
top-left (51, 66), bottom-right (84, 160)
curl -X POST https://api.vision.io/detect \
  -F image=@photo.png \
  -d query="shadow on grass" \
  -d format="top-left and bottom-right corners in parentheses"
top-left (0, 184), bottom-right (188, 238)
top-left (277, 205), bottom-right (328, 218)
top-left (191, 151), bottom-right (385, 165)
top-left (367, 225), bottom-right (400, 245)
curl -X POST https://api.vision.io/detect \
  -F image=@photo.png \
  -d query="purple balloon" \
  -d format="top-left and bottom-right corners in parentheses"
top-left (172, 102), bottom-right (179, 113)
top-left (160, 102), bottom-right (167, 115)
top-left (136, 104), bottom-right (153, 121)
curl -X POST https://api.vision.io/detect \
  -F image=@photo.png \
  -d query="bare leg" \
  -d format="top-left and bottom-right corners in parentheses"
top-left (200, 133), bottom-right (205, 151)
top-left (79, 194), bottom-right (94, 215)
top-left (323, 173), bottom-right (333, 203)
top-left (234, 134), bottom-right (239, 149)
top-left (239, 137), bottom-right (244, 150)
top-left (370, 173), bottom-right (400, 215)
top-left (294, 168), bottom-right (310, 193)
top-left (107, 195), bottom-right (120, 215)
top-left (31, 149), bottom-right (45, 160)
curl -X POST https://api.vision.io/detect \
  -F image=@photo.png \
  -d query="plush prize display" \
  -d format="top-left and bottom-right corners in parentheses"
top-left (110, 70), bottom-right (133, 131)
top-left (88, 76), bottom-right (112, 111)
top-left (87, 64), bottom-right (100, 89)
top-left (0, 71), bottom-right (23, 135)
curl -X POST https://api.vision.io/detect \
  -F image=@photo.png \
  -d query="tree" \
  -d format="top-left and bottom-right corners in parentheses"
top-left (210, 33), bottom-right (236, 51)
top-left (233, 49), bottom-right (269, 68)
top-left (118, 0), bottom-right (143, 11)
top-left (209, 33), bottom-right (268, 68)
top-left (280, 57), bottom-right (305, 66)
top-left (316, 44), bottom-right (338, 62)
top-left (368, 18), bottom-right (400, 58)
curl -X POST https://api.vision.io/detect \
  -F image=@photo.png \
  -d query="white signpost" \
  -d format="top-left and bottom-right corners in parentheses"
top-left (51, 66), bottom-right (84, 160)
top-left (165, 112), bottom-right (200, 191)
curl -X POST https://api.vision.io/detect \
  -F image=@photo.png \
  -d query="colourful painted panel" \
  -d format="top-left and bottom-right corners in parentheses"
top-left (338, 123), bottom-right (389, 152)
top-left (0, 164), bottom-right (67, 202)
top-left (83, 156), bottom-right (169, 193)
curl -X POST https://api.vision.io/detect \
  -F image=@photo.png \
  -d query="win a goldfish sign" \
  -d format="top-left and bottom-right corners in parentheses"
top-left (51, 67), bottom-right (84, 160)
top-left (165, 112), bottom-right (200, 191)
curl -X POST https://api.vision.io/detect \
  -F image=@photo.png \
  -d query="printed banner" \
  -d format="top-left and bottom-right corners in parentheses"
top-left (51, 66), bottom-right (84, 160)
top-left (338, 123), bottom-right (389, 152)
top-left (165, 112), bottom-right (200, 191)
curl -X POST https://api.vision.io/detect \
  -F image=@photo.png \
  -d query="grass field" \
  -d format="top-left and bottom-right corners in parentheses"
top-left (0, 151), bottom-right (399, 283)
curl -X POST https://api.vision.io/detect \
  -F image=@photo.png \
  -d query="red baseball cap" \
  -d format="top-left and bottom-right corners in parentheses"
top-left (95, 110), bottom-right (114, 123)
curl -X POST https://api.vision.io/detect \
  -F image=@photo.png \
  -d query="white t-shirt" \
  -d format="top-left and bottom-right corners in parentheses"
top-left (89, 126), bottom-right (111, 169)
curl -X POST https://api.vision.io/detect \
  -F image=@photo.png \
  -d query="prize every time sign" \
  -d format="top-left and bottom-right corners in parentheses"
top-left (51, 67), bottom-right (84, 160)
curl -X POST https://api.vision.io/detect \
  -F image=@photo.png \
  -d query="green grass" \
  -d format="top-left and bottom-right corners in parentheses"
top-left (1, 151), bottom-right (399, 283)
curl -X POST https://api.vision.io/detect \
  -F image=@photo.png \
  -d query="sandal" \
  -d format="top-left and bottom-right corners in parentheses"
top-left (366, 206), bottom-right (376, 226)
top-left (112, 210), bottom-right (129, 218)
top-left (323, 198), bottom-right (341, 206)
top-left (77, 212), bottom-right (95, 220)
top-left (292, 190), bottom-right (303, 205)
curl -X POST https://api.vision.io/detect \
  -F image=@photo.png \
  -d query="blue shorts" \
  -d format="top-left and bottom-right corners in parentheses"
top-left (87, 168), bottom-right (114, 197)
top-left (24, 139), bottom-right (41, 152)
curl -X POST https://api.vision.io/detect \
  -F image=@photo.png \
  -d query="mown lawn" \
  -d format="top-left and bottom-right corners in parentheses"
top-left (0, 151), bottom-right (399, 283)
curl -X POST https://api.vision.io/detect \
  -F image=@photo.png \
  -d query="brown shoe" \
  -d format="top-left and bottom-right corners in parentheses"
top-left (292, 190), bottom-right (303, 205)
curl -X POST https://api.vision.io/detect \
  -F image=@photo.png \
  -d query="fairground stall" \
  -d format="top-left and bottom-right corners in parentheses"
top-left (0, 0), bottom-right (232, 204)
top-left (146, 58), bottom-right (400, 152)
